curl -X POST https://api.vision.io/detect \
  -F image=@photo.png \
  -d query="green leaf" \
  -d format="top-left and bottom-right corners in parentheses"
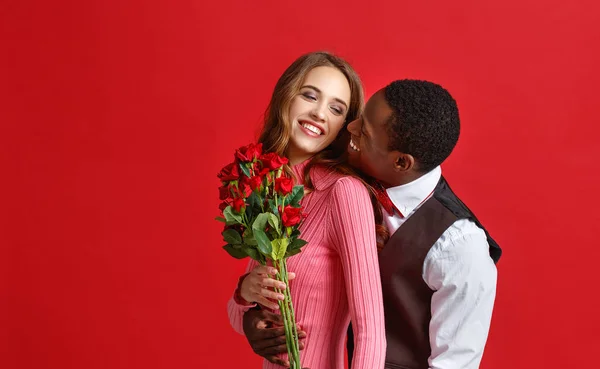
top-left (243, 229), bottom-right (257, 245)
top-left (257, 253), bottom-right (267, 265)
top-left (247, 192), bottom-right (260, 209)
top-left (286, 248), bottom-right (302, 257)
top-left (215, 216), bottom-right (226, 223)
top-left (270, 238), bottom-right (279, 260)
top-left (289, 238), bottom-right (308, 250)
top-left (252, 213), bottom-right (269, 232)
top-left (223, 244), bottom-right (247, 259)
top-left (245, 206), bottom-right (253, 220)
top-left (267, 199), bottom-right (279, 215)
top-left (239, 163), bottom-right (251, 177)
top-left (288, 185), bottom-right (304, 207)
top-left (222, 228), bottom-right (242, 245)
top-left (267, 213), bottom-right (280, 235)
top-left (223, 206), bottom-right (242, 223)
top-left (272, 238), bottom-right (289, 261)
top-left (254, 229), bottom-right (273, 256)
top-left (244, 201), bottom-right (254, 220)
top-left (244, 247), bottom-right (261, 261)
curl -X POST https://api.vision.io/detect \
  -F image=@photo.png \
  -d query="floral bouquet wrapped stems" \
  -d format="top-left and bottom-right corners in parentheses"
top-left (217, 143), bottom-right (308, 369)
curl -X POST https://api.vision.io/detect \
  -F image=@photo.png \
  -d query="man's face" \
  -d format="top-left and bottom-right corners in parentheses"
top-left (347, 89), bottom-right (397, 185)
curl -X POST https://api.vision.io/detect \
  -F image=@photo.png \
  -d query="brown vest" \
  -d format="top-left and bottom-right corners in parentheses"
top-left (346, 177), bottom-right (501, 368)
top-left (378, 196), bottom-right (457, 369)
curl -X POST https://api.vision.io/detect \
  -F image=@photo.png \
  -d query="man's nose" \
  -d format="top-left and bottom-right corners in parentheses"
top-left (347, 119), bottom-right (358, 133)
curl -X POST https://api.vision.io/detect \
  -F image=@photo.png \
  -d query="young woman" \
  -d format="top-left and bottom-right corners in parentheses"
top-left (227, 52), bottom-right (386, 369)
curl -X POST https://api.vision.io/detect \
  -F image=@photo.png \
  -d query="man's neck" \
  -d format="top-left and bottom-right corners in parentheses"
top-left (383, 171), bottom-right (426, 188)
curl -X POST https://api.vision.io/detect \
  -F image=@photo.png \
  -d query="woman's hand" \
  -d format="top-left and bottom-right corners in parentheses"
top-left (239, 265), bottom-right (296, 310)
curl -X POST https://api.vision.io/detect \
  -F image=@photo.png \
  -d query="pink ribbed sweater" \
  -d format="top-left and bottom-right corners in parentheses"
top-left (227, 161), bottom-right (386, 369)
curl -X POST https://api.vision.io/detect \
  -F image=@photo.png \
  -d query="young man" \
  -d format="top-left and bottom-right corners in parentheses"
top-left (241, 80), bottom-right (502, 369)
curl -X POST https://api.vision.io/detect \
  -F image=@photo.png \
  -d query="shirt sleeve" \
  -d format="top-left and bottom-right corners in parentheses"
top-left (423, 219), bottom-right (497, 369)
top-left (227, 259), bottom-right (259, 335)
top-left (329, 177), bottom-right (386, 369)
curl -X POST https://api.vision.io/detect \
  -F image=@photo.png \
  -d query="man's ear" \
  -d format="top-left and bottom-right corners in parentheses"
top-left (391, 152), bottom-right (415, 172)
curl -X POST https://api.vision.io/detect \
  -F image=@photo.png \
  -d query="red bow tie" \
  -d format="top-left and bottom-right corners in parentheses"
top-left (372, 183), bottom-right (402, 217)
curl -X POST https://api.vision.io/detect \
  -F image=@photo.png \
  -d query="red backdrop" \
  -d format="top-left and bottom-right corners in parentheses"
top-left (2, 1), bottom-right (600, 368)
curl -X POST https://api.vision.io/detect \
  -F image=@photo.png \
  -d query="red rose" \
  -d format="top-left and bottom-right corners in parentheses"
top-left (249, 176), bottom-right (263, 191)
top-left (217, 162), bottom-right (240, 182)
top-left (280, 205), bottom-right (303, 227)
top-left (219, 185), bottom-right (233, 201)
top-left (260, 152), bottom-right (289, 171)
top-left (219, 201), bottom-right (229, 212)
top-left (234, 180), bottom-right (252, 198)
top-left (253, 161), bottom-right (270, 176)
top-left (235, 143), bottom-right (263, 163)
top-left (275, 176), bottom-right (294, 195)
top-left (232, 197), bottom-right (246, 212)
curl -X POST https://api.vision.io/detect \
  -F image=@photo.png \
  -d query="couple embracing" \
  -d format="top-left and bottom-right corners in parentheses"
top-left (224, 51), bottom-right (501, 369)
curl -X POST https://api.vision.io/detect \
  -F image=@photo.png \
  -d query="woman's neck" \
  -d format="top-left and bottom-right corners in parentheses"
top-left (288, 153), bottom-right (314, 167)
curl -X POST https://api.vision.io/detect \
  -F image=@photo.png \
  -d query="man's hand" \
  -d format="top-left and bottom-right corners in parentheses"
top-left (242, 308), bottom-right (306, 367)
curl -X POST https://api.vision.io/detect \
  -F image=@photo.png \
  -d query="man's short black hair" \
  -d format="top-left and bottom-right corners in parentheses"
top-left (384, 80), bottom-right (460, 172)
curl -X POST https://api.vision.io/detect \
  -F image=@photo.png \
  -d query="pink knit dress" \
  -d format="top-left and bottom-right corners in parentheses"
top-left (227, 161), bottom-right (386, 369)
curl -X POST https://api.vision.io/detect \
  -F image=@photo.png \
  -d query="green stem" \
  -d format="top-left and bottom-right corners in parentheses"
top-left (274, 259), bottom-right (300, 369)
top-left (241, 212), bottom-right (250, 229)
top-left (275, 291), bottom-right (293, 364)
top-left (274, 260), bottom-right (295, 367)
top-left (260, 193), bottom-right (265, 213)
top-left (281, 259), bottom-right (301, 367)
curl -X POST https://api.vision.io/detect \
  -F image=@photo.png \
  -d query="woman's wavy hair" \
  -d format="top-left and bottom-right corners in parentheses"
top-left (258, 51), bottom-right (389, 250)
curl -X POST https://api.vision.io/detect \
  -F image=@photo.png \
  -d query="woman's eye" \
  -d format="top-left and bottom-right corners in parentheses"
top-left (302, 93), bottom-right (317, 101)
top-left (331, 106), bottom-right (343, 115)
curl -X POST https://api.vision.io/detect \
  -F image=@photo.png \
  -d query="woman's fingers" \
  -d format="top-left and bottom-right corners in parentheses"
top-left (243, 266), bottom-right (300, 306)
top-left (252, 265), bottom-right (278, 276)
top-left (261, 277), bottom-right (286, 290)
top-left (250, 283), bottom-right (283, 301)
top-left (257, 295), bottom-right (280, 310)
top-left (260, 287), bottom-right (285, 301)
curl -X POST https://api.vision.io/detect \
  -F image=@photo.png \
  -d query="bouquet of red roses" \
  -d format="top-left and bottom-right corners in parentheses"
top-left (217, 142), bottom-right (307, 369)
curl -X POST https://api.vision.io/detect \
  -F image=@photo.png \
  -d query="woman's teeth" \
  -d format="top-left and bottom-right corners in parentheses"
top-left (301, 122), bottom-right (322, 135)
top-left (350, 139), bottom-right (360, 151)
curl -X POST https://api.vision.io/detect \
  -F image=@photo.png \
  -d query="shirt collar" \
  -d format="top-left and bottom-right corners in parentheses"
top-left (291, 159), bottom-right (310, 185)
top-left (386, 166), bottom-right (442, 217)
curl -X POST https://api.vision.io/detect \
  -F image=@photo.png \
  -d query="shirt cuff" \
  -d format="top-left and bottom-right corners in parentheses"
top-left (233, 273), bottom-right (257, 307)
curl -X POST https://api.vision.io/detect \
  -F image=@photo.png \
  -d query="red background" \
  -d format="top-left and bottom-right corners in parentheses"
top-left (2, 1), bottom-right (599, 368)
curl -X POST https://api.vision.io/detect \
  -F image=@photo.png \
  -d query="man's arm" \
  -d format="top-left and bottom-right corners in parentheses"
top-left (242, 308), bottom-right (306, 367)
top-left (424, 220), bottom-right (497, 369)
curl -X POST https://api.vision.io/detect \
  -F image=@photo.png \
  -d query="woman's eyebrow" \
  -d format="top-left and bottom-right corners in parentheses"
top-left (301, 85), bottom-right (348, 109)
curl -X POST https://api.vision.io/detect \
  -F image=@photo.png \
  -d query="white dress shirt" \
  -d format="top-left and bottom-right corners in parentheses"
top-left (384, 166), bottom-right (497, 369)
